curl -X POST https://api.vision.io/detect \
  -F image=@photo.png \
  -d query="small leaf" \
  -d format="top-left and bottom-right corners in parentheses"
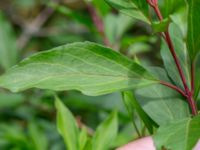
top-left (0, 42), bottom-right (157, 96)
top-left (152, 18), bottom-right (170, 33)
top-left (92, 111), bottom-right (118, 150)
top-left (122, 91), bottom-right (155, 134)
top-left (105, 0), bottom-right (150, 24)
top-left (186, 0), bottom-right (200, 60)
top-left (79, 127), bottom-right (88, 150)
top-left (153, 115), bottom-right (200, 150)
top-left (55, 96), bottom-right (79, 150)
top-left (0, 11), bottom-right (18, 70)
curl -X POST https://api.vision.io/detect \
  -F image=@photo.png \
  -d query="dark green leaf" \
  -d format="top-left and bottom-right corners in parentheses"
top-left (0, 93), bottom-right (24, 108)
top-left (153, 115), bottom-right (200, 150)
top-left (55, 97), bottom-right (79, 150)
top-left (105, 0), bottom-right (150, 24)
top-left (92, 111), bottom-right (118, 150)
top-left (28, 122), bottom-right (48, 150)
top-left (0, 42), bottom-right (157, 96)
top-left (187, 0), bottom-right (200, 60)
top-left (194, 54), bottom-right (200, 99)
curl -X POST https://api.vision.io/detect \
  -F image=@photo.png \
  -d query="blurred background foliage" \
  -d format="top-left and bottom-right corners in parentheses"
top-left (0, 0), bottom-right (191, 149)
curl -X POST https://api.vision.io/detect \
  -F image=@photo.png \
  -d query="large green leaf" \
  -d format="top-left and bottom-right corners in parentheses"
top-left (105, 0), bottom-right (150, 24)
top-left (187, 0), bottom-right (200, 60)
top-left (0, 11), bottom-right (18, 70)
top-left (153, 115), bottom-right (200, 150)
top-left (55, 97), bottom-right (79, 150)
top-left (92, 111), bottom-right (118, 150)
top-left (0, 42), bottom-right (157, 96)
top-left (161, 23), bottom-right (190, 89)
top-left (135, 67), bottom-right (190, 125)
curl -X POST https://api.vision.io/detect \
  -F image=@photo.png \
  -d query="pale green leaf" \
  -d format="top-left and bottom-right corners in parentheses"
top-left (161, 23), bottom-right (190, 89)
top-left (187, 0), bottom-right (200, 60)
top-left (92, 111), bottom-right (118, 150)
top-left (55, 97), bottom-right (79, 150)
top-left (135, 67), bottom-right (190, 125)
top-left (79, 127), bottom-right (88, 150)
top-left (0, 11), bottom-right (18, 70)
top-left (105, 0), bottom-right (150, 24)
top-left (104, 14), bottom-right (134, 45)
top-left (0, 42), bottom-right (157, 96)
top-left (153, 115), bottom-right (200, 150)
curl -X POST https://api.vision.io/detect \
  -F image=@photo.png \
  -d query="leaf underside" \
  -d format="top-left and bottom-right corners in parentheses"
top-left (0, 42), bottom-right (157, 96)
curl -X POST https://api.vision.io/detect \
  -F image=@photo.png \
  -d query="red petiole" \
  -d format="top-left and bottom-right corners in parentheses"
top-left (147, 0), bottom-right (198, 115)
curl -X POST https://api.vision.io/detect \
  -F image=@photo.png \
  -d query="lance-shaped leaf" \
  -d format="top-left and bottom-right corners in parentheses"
top-left (187, 0), bottom-right (200, 60)
top-left (105, 0), bottom-right (150, 24)
top-left (0, 42), bottom-right (157, 96)
top-left (55, 97), bottom-right (79, 150)
top-left (92, 111), bottom-right (118, 150)
top-left (153, 115), bottom-right (200, 150)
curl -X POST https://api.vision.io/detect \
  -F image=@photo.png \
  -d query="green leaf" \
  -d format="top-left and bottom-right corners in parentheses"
top-left (105, 0), bottom-right (150, 24)
top-left (55, 96), bottom-right (79, 150)
top-left (161, 0), bottom-right (186, 18)
top-left (92, 0), bottom-right (111, 16)
top-left (187, 0), bottom-right (200, 60)
top-left (194, 54), bottom-right (200, 99)
top-left (104, 14), bottom-right (134, 45)
top-left (161, 23), bottom-right (190, 89)
top-left (135, 67), bottom-right (190, 126)
top-left (79, 127), bottom-right (88, 150)
top-left (152, 18), bottom-right (170, 33)
top-left (0, 11), bottom-right (18, 70)
top-left (28, 122), bottom-right (48, 150)
top-left (92, 111), bottom-right (118, 150)
top-left (153, 115), bottom-right (200, 150)
top-left (122, 91), bottom-right (155, 134)
top-left (0, 42), bottom-right (157, 96)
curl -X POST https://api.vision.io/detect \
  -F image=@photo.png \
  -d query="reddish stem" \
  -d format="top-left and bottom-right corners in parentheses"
top-left (147, 1), bottom-right (198, 115)
top-left (160, 81), bottom-right (187, 97)
top-left (87, 4), bottom-right (110, 46)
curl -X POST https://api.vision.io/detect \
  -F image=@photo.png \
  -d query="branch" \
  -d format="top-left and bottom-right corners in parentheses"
top-left (160, 81), bottom-right (187, 97)
top-left (87, 4), bottom-right (110, 47)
